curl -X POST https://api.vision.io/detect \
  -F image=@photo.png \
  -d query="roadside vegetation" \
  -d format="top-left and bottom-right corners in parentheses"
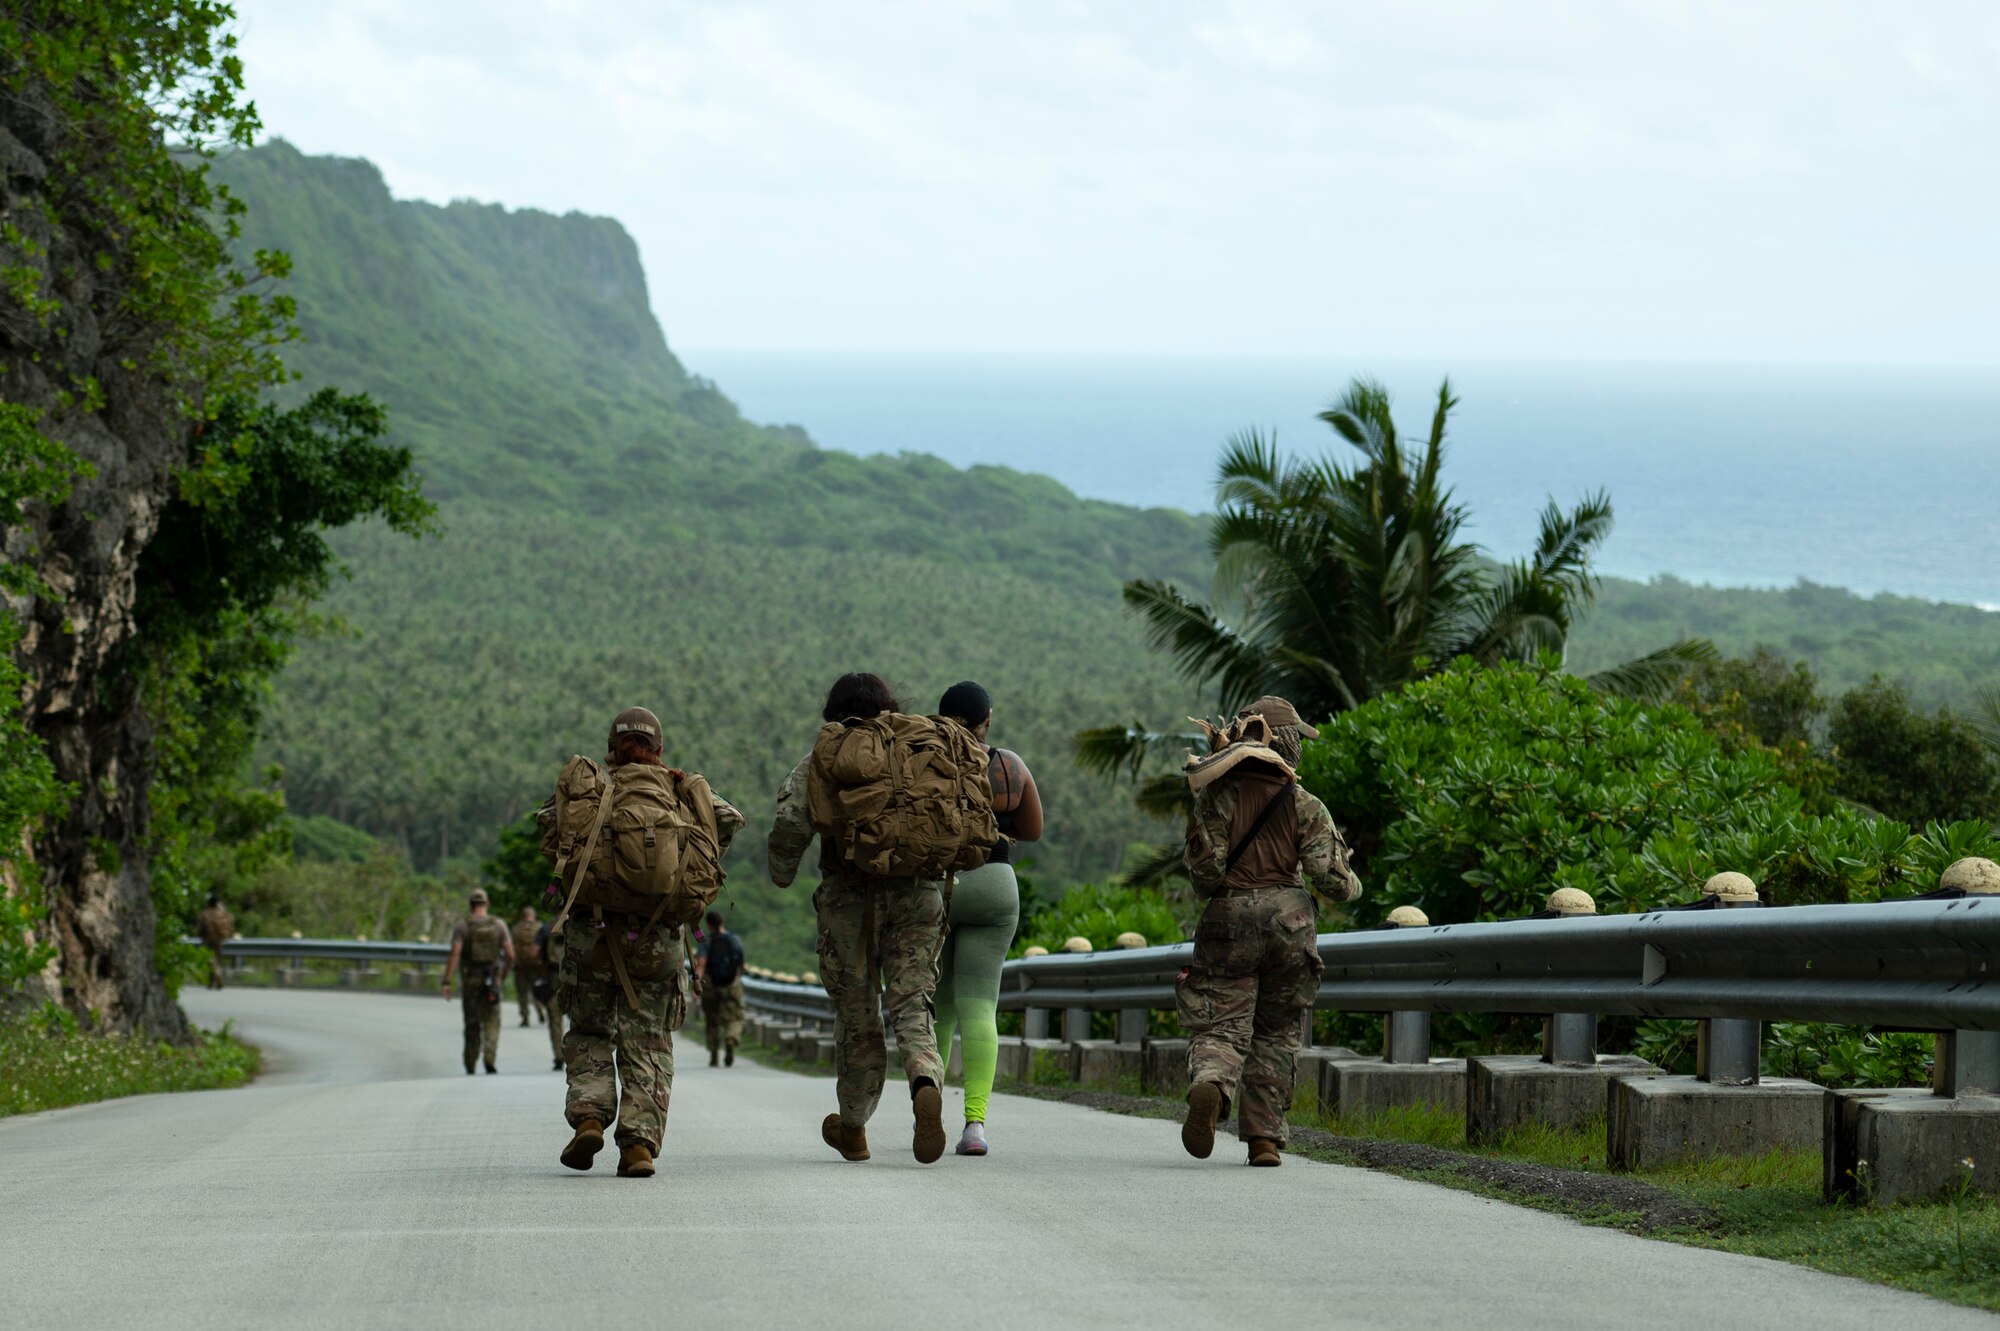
top-left (0, 1007), bottom-right (260, 1118)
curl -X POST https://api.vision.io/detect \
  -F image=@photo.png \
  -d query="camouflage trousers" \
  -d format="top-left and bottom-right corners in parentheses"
top-left (461, 966), bottom-right (503, 1070)
top-left (1176, 887), bottom-right (1322, 1146)
top-left (204, 944), bottom-right (226, 991)
top-left (702, 976), bottom-right (745, 1051)
top-left (554, 919), bottom-right (688, 1152)
top-left (515, 963), bottom-right (546, 1024)
top-left (814, 874), bottom-right (945, 1128)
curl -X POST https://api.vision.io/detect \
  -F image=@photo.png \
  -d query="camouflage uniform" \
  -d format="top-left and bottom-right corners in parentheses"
top-left (555, 782), bottom-right (744, 1153)
top-left (1178, 770), bottom-right (1360, 1146)
top-left (196, 903), bottom-right (234, 991)
top-left (769, 756), bottom-right (945, 1129)
top-left (701, 974), bottom-right (745, 1053)
top-left (511, 917), bottom-right (545, 1025)
top-left (452, 914), bottom-right (510, 1072)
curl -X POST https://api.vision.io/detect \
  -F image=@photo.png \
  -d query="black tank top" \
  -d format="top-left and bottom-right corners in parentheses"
top-left (989, 748), bottom-right (1019, 865)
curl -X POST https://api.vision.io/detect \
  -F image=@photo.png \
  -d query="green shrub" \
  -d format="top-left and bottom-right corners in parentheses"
top-left (1298, 658), bottom-right (1999, 925)
top-left (1014, 881), bottom-right (1185, 956)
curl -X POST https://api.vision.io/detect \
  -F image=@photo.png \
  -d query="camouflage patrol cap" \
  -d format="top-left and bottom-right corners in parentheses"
top-left (608, 706), bottom-right (663, 750)
top-left (468, 888), bottom-right (489, 906)
top-left (1239, 696), bottom-right (1319, 739)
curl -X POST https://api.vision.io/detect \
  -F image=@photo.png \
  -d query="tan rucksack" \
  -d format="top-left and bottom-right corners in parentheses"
top-left (808, 713), bottom-right (997, 879)
top-left (544, 757), bottom-right (725, 930)
top-left (465, 915), bottom-right (506, 966)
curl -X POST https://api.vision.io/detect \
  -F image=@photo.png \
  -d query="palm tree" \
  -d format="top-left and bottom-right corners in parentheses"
top-left (1078, 376), bottom-right (1713, 859)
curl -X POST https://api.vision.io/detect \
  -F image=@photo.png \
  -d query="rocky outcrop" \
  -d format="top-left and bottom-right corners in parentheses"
top-left (1, 110), bottom-right (191, 1037)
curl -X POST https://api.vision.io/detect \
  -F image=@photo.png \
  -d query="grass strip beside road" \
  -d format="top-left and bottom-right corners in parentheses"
top-left (0, 1009), bottom-right (261, 1117)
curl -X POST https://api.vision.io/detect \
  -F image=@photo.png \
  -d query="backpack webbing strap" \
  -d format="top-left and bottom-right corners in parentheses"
top-left (1226, 783), bottom-right (1297, 874)
top-left (603, 931), bottom-right (643, 1012)
top-left (550, 765), bottom-right (616, 935)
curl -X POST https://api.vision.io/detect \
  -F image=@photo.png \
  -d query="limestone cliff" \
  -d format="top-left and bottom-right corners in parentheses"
top-left (1, 112), bottom-right (191, 1038)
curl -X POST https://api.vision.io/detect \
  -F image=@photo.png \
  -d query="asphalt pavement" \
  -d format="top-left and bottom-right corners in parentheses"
top-left (0, 988), bottom-right (1989, 1330)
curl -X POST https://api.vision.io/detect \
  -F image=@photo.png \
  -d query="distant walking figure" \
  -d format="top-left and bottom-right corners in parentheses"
top-left (196, 894), bottom-right (235, 991)
top-left (695, 910), bottom-right (746, 1066)
top-left (442, 889), bottom-right (515, 1075)
top-left (932, 681), bottom-right (1042, 1156)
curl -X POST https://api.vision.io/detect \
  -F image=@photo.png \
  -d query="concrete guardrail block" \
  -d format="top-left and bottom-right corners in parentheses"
top-left (1466, 1054), bottom-right (1659, 1144)
top-left (1825, 1087), bottom-right (2000, 1205)
top-left (1607, 1072), bottom-right (1823, 1171)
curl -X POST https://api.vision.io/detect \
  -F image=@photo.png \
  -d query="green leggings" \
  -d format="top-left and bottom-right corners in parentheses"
top-left (933, 861), bottom-right (1019, 1124)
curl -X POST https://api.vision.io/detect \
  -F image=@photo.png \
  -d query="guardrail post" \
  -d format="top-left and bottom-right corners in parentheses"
top-left (1024, 1008), bottom-right (1049, 1040)
top-left (1696, 878), bottom-right (1763, 1086)
top-left (1061, 1007), bottom-right (1091, 1043)
top-left (1383, 1010), bottom-right (1431, 1064)
top-left (1543, 1013), bottom-right (1597, 1065)
top-left (1112, 932), bottom-right (1148, 1046)
top-left (1934, 1031), bottom-right (2000, 1097)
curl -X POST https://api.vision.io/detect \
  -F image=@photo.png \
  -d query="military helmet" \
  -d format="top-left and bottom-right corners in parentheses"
top-left (608, 706), bottom-right (663, 752)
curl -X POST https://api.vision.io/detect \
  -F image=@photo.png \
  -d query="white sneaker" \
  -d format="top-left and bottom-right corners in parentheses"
top-left (956, 1122), bottom-right (988, 1156)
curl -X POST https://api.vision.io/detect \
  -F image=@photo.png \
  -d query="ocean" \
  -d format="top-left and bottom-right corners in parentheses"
top-left (683, 352), bottom-right (2000, 610)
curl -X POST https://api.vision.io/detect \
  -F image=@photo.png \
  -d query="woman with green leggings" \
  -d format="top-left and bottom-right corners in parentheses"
top-left (935, 681), bottom-right (1043, 1156)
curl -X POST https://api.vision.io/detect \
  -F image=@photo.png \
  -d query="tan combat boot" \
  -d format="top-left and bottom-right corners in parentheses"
top-left (616, 1143), bottom-right (655, 1178)
top-left (725, 1040), bottom-right (736, 1068)
top-left (1182, 1082), bottom-right (1224, 1159)
top-left (912, 1081), bottom-right (946, 1164)
top-left (821, 1113), bottom-right (870, 1161)
top-left (709, 1048), bottom-right (720, 1068)
top-left (560, 1118), bottom-right (605, 1171)
top-left (1247, 1137), bottom-right (1282, 1167)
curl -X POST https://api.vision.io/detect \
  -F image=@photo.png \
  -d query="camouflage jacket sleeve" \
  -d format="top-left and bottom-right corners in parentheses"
top-left (1182, 781), bottom-right (1240, 896)
top-left (1299, 788), bottom-right (1362, 903)
top-left (766, 755), bottom-right (816, 888)
top-left (708, 790), bottom-right (747, 858)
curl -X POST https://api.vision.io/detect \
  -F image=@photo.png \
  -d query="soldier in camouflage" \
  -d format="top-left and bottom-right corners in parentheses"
top-left (442, 889), bottom-right (515, 1075)
top-left (768, 672), bottom-right (949, 1165)
top-left (1177, 695), bottom-right (1361, 1167)
top-left (554, 708), bottom-right (745, 1178)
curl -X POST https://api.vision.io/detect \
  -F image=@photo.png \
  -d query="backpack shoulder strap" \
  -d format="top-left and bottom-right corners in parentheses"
top-left (1225, 782), bottom-right (1297, 873)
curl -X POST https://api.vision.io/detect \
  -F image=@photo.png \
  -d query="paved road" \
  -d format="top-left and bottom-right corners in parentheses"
top-left (0, 989), bottom-right (1988, 1330)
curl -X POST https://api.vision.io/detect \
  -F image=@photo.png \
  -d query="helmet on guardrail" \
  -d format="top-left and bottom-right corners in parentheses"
top-left (1941, 857), bottom-right (2000, 895)
top-left (1114, 931), bottom-right (1147, 949)
top-left (1022, 945), bottom-right (1049, 957)
top-left (1702, 872), bottom-right (1759, 903)
top-left (1544, 888), bottom-right (1595, 916)
top-left (1386, 905), bottom-right (1429, 927)
top-left (1062, 936), bottom-right (1092, 953)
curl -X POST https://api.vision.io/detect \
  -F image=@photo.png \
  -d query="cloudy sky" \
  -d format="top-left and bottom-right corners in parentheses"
top-left (232, 1), bottom-right (2000, 363)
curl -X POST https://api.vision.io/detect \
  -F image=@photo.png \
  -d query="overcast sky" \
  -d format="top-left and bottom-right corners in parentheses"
top-left (233, 1), bottom-right (2000, 363)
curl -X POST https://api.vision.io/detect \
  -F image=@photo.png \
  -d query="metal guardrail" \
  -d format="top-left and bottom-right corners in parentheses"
top-left (205, 938), bottom-right (447, 966)
top-left (740, 898), bottom-right (2000, 1034)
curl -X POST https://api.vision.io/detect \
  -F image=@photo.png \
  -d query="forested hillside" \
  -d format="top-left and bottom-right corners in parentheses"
top-left (215, 142), bottom-right (1209, 960)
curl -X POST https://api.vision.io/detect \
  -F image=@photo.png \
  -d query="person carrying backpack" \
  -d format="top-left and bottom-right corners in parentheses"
top-left (442, 888), bottom-right (515, 1075)
top-left (540, 707), bottom-right (744, 1178)
top-left (694, 910), bottom-right (746, 1066)
top-left (768, 672), bottom-right (997, 1165)
top-left (195, 893), bottom-right (235, 991)
top-left (1176, 696), bottom-right (1362, 1167)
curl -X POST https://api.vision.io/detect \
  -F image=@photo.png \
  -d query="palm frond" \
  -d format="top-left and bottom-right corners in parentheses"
top-left (1969, 684), bottom-right (2000, 756)
top-left (1072, 724), bottom-right (1201, 781)
top-left (1121, 578), bottom-right (1273, 704)
top-left (1122, 839), bottom-right (1190, 888)
top-left (1133, 771), bottom-right (1196, 822)
top-left (1584, 638), bottom-right (1720, 702)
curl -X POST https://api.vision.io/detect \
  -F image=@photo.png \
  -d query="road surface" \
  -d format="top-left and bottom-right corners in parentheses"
top-left (0, 988), bottom-right (1987, 1330)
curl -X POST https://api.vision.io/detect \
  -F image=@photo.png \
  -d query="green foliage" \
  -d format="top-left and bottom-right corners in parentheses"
top-left (480, 813), bottom-right (549, 920)
top-left (1296, 658), bottom-right (2000, 926)
top-left (1570, 576), bottom-right (2000, 715)
top-left (1014, 881), bottom-right (1186, 956)
top-left (1673, 646), bottom-right (1838, 811)
top-left (0, 1007), bottom-right (259, 1116)
top-left (132, 388), bottom-right (431, 986)
top-left (228, 848), bottom-right (470, 944)
top-left (0, 2), bottom-right (294, 420)
top-left (1762, 1023), bottom-right (1934, 1089)
top-left (1829, 677), bottom-right (2000, 826)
